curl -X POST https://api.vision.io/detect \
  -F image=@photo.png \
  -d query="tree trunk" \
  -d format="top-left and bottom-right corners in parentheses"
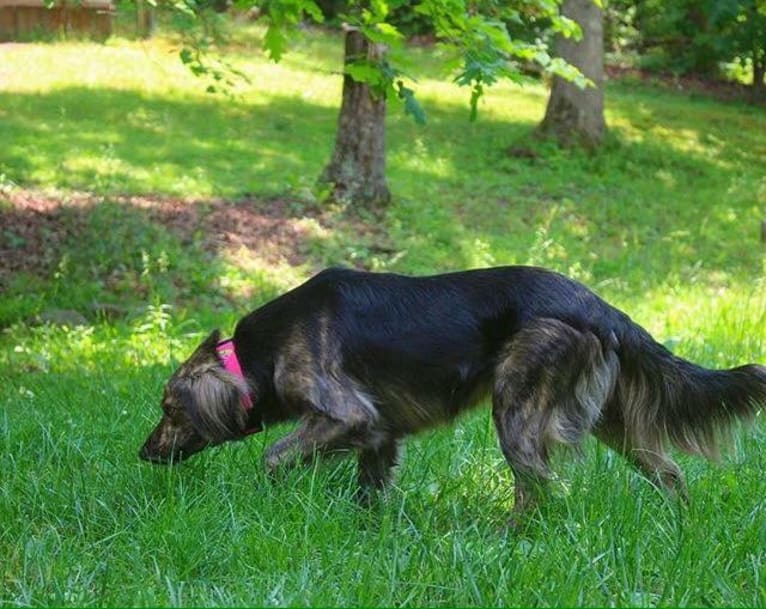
top-left (538, 0), bottom-right (606, 149)
top-left (755, 61), bottom-right (765, 102)
top-left (752, 50), bottom-right (765, 103)
top-left (321, 28), bottom-right (390, 207)
top-left (749, 3), bottom-right (765, 104)
top-left (136, 0), bottom-right (156, 39)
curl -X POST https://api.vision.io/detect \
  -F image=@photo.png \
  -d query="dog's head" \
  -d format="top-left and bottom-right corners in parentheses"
top-left (139, 329), bottom-right (250, 464)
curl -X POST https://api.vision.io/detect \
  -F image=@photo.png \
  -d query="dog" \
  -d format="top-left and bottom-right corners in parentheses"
top-left (140, 266), bottom-right (766, 518)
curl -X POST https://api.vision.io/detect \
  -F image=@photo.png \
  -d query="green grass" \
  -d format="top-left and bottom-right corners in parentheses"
top-left (1, 19), bottom-right (765, 607)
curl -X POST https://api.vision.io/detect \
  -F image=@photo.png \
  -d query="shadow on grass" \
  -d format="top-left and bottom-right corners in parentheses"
top-left (0, 86), bottom-right (337, 197)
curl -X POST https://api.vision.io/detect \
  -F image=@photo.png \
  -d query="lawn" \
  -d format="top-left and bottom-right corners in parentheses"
top-left (1, 19), bottom-right (765, 607)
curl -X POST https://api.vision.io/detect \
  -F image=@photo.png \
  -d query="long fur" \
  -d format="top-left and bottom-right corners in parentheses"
top-left (171, 329), bottom-right (250, 442)
top-left (141, 266), bottom-right (766, 512)
top-left (616, 324), bottom-right (766, 459)
top-left (176, 366), bottom-right (249, 442)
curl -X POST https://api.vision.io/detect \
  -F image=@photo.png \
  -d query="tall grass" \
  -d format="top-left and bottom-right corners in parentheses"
top-left (1, 21), bottom-right (765, 607)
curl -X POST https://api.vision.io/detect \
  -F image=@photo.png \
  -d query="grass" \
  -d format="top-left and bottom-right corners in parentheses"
top-left (1, 17), bottom-right (765, 607)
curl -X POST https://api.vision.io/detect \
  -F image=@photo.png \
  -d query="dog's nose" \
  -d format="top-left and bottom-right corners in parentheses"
top-left (139, 442), bottom-right (159, 462)
top-left (139, 441), bottom-right (176, 464)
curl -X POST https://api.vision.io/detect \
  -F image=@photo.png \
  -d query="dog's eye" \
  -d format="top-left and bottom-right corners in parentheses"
top-left (165, 403), bottom-right (185, 418)
top-left (161, 398), bottom-right (180, 414)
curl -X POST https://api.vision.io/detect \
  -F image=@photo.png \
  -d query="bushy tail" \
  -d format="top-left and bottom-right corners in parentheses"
top-left (615, 325), bottom-right (766, 460)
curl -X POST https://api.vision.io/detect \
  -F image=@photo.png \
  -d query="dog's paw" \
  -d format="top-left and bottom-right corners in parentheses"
top-left (353, 486), bottom-right (376, 507)
top-left (506, 515), bottom-right (529, 534)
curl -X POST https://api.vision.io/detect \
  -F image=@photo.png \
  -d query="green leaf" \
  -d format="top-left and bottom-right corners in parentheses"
top-left (552, 15), bottom-right (582, 40)
top-left (263, 24), bottom-right (287, 62)
top-left (468, 81), bottom-right (483, 122)
top-left (547, 57), bottom-right (593, 88)
top-left (172, 0), bottom-right (196, 17)
top-left (397, 81), bottom-right (426, 125)
top-left (375, 22), bottom-right (403, 40)
top-left (179, 48), bottom-right (193, 65)
top-left (534, 50), bottom-right (551, 67)
top-left (345, 62), bottom-right (383, 86)
top-left (300, 0), bottom-right (324, 23)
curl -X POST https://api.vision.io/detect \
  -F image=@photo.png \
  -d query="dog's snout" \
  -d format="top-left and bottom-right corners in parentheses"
top-left (139, 416), bottom-right (209, 465)
top-left (139, 438), bottom-right (180, 465)
top-left (139, 436), bottom-right (165, 464)
top-left (139, 420), bottom-right (174, 464)
top-left (139, 442), bottom-right (159, 463)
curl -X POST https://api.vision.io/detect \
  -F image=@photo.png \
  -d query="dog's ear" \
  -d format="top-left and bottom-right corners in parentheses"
top-left (199, 329), bottom-right (222, 355)
top-left (185, 329), bottom-right (222, 367)
top-left (170, 328), bottom-right (248, 441)
top-left (173, 368), bottom-right (247, 442)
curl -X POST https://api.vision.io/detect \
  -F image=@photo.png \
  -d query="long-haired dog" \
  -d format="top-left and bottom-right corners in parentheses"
top-left (140, 266), bottom-right (766, 518)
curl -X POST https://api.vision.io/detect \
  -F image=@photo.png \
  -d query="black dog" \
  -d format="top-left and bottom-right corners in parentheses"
top-left (140, 266), bottom-right (766, 517)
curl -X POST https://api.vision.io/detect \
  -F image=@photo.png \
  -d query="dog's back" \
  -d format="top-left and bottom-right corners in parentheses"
top-left (234, 266), bottom-right (620, 425)
top-left (235, 266), bottom-right (765, 439)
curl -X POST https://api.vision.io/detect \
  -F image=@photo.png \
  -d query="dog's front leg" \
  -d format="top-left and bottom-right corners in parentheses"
top-left (357, 440), bottom-right (399, 488)
top-left (264, 414), bottom-right (350, 478)
top-left (355, 438), bottom-right (399, 505)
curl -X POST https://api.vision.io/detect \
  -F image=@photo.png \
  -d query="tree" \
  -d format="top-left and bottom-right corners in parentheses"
top-left (538, 0), bottom-right (606, 148)
top-left (632, 0), bottom-right (720, 75)
top-left (311, 0), bottom-right (583, 205)
top-left (136, 0), bottom-right (157, 39)
top-left (187, 1), bottom-right (586, 206)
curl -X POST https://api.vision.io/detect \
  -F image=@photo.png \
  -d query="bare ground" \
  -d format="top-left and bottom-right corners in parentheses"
top-left (0, 189), bottom-right (324, 285)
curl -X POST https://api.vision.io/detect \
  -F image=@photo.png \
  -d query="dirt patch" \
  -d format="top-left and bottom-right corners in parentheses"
top-left (0, 189), bottom-right (322, 287)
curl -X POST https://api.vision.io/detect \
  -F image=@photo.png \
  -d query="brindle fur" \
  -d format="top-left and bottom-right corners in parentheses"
top-left (140, 266), bottom-right (766, 520)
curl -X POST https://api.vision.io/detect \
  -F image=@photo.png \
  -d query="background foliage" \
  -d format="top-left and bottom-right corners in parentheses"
top-left (604, 0), bottom-right (766, 88)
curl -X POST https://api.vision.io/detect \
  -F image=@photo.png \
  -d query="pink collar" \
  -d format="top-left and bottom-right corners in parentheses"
top-left (216, 338), bottom-right (261, 435)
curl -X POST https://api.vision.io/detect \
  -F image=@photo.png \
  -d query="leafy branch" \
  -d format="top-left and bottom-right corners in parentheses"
top-left (176, 0), bottom-right (592, 120)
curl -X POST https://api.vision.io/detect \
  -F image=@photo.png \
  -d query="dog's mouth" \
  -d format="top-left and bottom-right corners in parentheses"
top-left (139, 448), bottom-right (178, 465)
top-left (139, 439), bottom-right (208, 465)
top-left (139, 446), bottom-right (181, 465)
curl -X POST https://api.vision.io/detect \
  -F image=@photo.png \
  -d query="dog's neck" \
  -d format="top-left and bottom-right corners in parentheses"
top-left (216, 338), bottom-right (260, 434)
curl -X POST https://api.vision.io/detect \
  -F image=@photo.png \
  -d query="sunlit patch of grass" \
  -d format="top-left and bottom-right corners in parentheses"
top-left (217, 246), bottom-right (308, 302)
top-left (625, 280), bottom-right (766, 365)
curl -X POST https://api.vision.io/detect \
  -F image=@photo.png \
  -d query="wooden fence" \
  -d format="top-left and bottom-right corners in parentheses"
top-left (0, 0), bottom-right (115, 41)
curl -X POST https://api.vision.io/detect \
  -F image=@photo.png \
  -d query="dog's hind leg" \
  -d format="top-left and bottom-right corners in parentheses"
top-left (593, 414), bottom-right (687, 500)
top-left (492, 318), bottom-right (619, 523)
